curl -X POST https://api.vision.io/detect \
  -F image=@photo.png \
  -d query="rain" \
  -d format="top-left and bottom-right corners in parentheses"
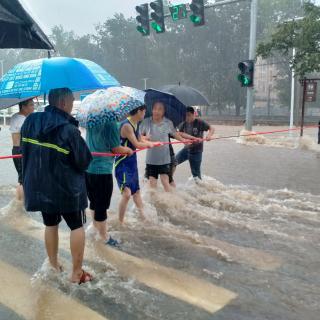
top-left (0, 0), bottom-right (320, 320)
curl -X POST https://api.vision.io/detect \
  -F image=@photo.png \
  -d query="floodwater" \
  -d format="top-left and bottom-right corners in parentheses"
top-left (0, 125), bottom-right (319, 320)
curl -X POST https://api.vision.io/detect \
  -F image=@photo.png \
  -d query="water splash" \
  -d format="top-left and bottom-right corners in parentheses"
top-left (236, 129), bottom-right (320, 153)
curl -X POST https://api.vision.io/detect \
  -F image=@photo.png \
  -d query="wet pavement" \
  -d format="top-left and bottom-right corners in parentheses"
top-left (0, 125), bottom-right (319, 320)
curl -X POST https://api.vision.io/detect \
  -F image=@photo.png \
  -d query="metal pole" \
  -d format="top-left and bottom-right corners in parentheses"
top-left (289, 48), bottom-right (296, 130)
top-left (300, 78), bottom-right (306, 137)
top-left (142, 78), bottom-right (149, 90)
top-left (267, 84), bottom-right (271, 117)
top-left (245, 0), bottom-right (258, 131)
top-left (159, 0), bottom-right (248, 20)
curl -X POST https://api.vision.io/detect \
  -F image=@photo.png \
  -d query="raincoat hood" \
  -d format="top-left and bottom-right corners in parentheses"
top-left (30, 105), bottom-right (78, 140)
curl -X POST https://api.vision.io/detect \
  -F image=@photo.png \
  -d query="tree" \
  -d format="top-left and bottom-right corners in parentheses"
top-left (256, 2), bottom-right (320, 78)
top-left (0, 0), bottom-right (304, 116)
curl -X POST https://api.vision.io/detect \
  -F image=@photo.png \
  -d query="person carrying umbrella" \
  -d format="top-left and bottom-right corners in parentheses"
top-left (85, 118), bottom-right (133, 245)
top-left (9, 98), bottom-right (35, 200)
top-left (77, 87), bottom-right (152, 228)
top-left (115, 105), bottom-right (157, 225)
top-left (21, 88), bottom-right (93, 284)
top-left (139, 101), bottom-right (187, 192)
top-left (176, 106), bottom-right (215, 180)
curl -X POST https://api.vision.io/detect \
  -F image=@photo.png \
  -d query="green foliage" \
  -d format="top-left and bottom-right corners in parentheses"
top-left (257, 2), bottom-right (320, 77)
top-left (0, 0), bottom-right (303, 114)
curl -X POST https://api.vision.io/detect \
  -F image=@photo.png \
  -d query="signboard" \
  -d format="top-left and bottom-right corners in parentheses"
top-left (169, 4), bottom-right (188, 21)
top-left (305, 81), bottom-right (317, 102)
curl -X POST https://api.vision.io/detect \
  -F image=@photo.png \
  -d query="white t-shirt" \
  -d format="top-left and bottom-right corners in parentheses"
top-left (9, 113), bottom-right (26, 134)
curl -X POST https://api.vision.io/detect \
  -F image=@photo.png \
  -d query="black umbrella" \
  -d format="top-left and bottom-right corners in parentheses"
top-left (159, 84), bottom-right (210, 107)
top-left (144, 88), bottom-right (187, 127)
top-left (0, 0), bottom-right (54, 49)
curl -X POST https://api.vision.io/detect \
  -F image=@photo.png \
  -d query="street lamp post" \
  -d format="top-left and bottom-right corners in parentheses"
top-left (289, 48), bottom-right (296, 132)
top-left (142, 78), bottom-right (149, 90)
top-left (245, 0), bottom-right (258, 131)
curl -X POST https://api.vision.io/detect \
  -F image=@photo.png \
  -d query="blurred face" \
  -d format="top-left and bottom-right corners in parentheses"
top-left (152, 102), bottom-right (165, 120)
top-left (21, 99), bottom-right (35, 115)
top-left (186, 111), bottom-right (195, 123)
top-left (137, 108), bottom-right (147, 121)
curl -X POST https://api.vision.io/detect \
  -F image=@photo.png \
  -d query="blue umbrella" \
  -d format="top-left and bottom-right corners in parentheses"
top-left (144, 88), bottom-right (187, 127)
top-left (0, 57), bottom-right (119, 100)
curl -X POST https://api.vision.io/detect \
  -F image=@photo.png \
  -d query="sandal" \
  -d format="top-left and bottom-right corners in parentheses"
top-left (106, 236), bottom-right (119, 247)
top-left (77, 270), bottom-right (93, 285)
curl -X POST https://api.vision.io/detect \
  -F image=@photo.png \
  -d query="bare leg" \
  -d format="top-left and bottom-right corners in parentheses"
top-left (149, 177), bottom-right (158, 189)
top-left (93, 219), bottom-right (108, 241)
top-left (160, 174), bottom-right (171, 192)
top-left (70, 227), bottom-right (85, 282)
top-left (170, 180), bottom-right (176, 188)
top-left (170, 165), bottom-right (177, 188)
top-left (44, 225), bottom-right (60, 271)
top-left (118, 187), bottom-right (131, 224)
top-left (16, 184), bottom-right (24, 201)
top-left (88, 209), bottom-right (108, 241)
top-left (132, 191), bottom-right (146, 221)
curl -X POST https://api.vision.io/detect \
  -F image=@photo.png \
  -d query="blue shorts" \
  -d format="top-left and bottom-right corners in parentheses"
top-left (115, 161), bottom-right (140, 195)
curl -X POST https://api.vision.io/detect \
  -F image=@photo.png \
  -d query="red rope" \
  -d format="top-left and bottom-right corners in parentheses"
top-left (0, 125), bottom-right (318, 160)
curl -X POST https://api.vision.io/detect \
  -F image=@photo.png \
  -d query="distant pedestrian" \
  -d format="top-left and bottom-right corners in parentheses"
top-left (9, 98), bottom-right (34, 200)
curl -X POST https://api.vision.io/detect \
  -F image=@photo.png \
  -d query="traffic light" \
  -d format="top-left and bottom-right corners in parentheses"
top-left (190, 0), bottom-right (205, 27)
top-left (150, 0), bottom-right (165, 33)
top-left (136, 3), bottom-right (150, 36)
top-left (237, 60), bottom-right (254, 87)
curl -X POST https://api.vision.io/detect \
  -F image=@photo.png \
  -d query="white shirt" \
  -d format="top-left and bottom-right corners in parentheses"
top-left (9, 113), bottom-right (26, 134)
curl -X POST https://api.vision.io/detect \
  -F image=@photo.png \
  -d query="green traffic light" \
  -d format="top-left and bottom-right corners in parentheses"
top-left (190, 14), bottom-right (202, 24)
top-left (244, 79), bottom-right (250, 86)
top-left (137, 26), bottom-right (148, 35)
top-left (238, 74), bottom-right (250, 86)
top-left (151, 21), bottom-right (164, 33)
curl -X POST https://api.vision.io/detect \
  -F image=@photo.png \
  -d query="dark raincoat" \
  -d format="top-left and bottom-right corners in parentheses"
top-left (21, 105), bottom-right (92, 214)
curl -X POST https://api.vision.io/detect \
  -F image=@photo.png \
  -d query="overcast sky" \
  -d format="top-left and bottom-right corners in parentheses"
top-left (21, 0), bottom-right (190, 35)
top-left (21, 0), bottom-right (320, 36)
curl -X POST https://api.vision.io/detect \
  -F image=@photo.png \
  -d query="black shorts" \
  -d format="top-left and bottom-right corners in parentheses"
top-left (85, 173), bottom-right (113, 222)
top-left (145, 164), bottom-right (171, 180)
top-left (12, 146), bottom-right (22, 184)
top-left (41, 211), bottom-right (86, 231)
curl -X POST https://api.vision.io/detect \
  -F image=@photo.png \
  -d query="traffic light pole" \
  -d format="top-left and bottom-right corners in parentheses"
top-left (145, 0), bottom-right (257, 131)
top-left (245, 0), bottom-right (257, 131)
top-left (149, 0), bottom-right (249, 21)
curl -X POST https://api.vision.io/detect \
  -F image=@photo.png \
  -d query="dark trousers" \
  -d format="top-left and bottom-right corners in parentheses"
top-left (176, 148), bottom-right (203, 179)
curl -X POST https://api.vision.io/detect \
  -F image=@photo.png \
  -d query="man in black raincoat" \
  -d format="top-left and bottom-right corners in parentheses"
top-left (21, 88), bottom-right (93, 284)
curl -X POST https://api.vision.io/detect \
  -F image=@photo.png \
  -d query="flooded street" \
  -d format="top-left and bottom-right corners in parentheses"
top-left (0, 125), bottom-right (319, 320)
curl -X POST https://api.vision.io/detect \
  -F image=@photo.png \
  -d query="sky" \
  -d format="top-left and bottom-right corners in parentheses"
top-left (22, 0), bottom-right (320, 36)
top-left (21, 0), bottom-right (190, 35)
